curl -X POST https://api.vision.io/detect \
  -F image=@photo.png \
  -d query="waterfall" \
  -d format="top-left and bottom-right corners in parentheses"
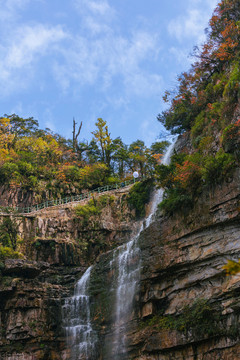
top-left (62, 141), bottom-right (175, 360)
top-left (62, 266), bottom-right (98, 360)
top-left (110, 141), bottom-right (175, 358)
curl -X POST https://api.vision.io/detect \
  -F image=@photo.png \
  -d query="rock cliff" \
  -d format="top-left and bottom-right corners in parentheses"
top-left (0, 187), bottom-right (140, 360)
top-left (79, 168), bottom-right (240, 360)
top-left (0, 152), bottom-right (240, 359)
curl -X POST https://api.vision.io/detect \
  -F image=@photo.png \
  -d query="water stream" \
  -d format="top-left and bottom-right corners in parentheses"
top-left (62, 266), bottom-right (98, 359)
top-left (62, 142), bottom-right (175, 359)
top-left (110, 141), bottom-right (175, 358)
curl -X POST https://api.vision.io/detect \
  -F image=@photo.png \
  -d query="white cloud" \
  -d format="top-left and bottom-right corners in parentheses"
top-left (74, 0), bottom-right (114, 18)
top-left (85, 0), bottom-right (113, 16)
top-left (0, 24), bottom-right (67, 95)
top-left (6, 25), bottom-right (67, 69)
top-left (1, 0), bottom-right (163, 103)
top-left (168, 0), bottom-right (218, 44)
top-left (0, 0), bottom-right (30, 21)
top-left (53, 29), bottom-right (162, 98)
top-left (168, 9), bottom-right (207, 43)
top-left (169, 47), bottom-right (192, 66)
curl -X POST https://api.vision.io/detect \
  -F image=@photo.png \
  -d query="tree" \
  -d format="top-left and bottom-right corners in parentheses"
top-left (111, 137), bottom-right (129, 178)
top-left (157, 0), bottom-right (240, 134)
top-left (128, 140), bottom-right (147, 176)
top-left (72, 118), bottom-right (82, 153)
top-left (91, 118), bottom-right (112, 167)
top-left (1, 114), bottom-right (39, 148)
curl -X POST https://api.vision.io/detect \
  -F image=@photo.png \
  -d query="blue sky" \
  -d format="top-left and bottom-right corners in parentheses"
top-left (0, 0), bottom-right (218, 146)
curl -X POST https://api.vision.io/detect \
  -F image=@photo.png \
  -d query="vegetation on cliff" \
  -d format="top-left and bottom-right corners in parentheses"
top-left (127, 178), bottom-right (154, 218)
top-left (0, 114), bottom-right (168, 201)
top-left (156, 0), bottom-right (240, 214)
top-left (0, 215), bottom-right (23, 261)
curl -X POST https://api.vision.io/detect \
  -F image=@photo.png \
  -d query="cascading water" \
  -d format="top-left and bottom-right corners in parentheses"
top-left (110, 141), bottom-right (175, 358)
top-left (62, 141), bottom-right (175, 360)
top-left (62, 266), bottom-right (98, 360)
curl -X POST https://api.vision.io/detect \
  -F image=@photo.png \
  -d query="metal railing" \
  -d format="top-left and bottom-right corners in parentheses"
top-left (1, 178), bottom-right (142, 215)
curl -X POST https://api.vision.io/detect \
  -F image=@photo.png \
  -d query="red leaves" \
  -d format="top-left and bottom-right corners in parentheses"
top-left (174, 160), bottom-right (201, 190)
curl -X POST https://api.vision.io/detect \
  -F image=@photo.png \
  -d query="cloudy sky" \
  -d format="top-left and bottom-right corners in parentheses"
top-left (0, 0), bottom-right (218, 146)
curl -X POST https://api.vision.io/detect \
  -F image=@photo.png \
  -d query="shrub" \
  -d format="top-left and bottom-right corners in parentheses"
top-left (202, 150), bottom-right (235, 185)
top-left (0, 246), bottom-right (23, 260)
top-left (159, 189), bottom-right (193, 215)
top-left (79, 163), bottom-right (108, 189)
top-left (97, 194), bottom-right (115, 208)
top-left (191, 111), bottom-right (206, 142)
top-left (127, 178), bottom-right (154, 218)
top-left (75, 194), bottom-right (116, 225)
top-left (75, 204), bottom-right (100, 219)
top-left (0, 216), bottom-right (18, 250)
top-left (174, 160), bottom-right (202, 192)
top-left (144, 299), bottom-right (220, 338)
top-left (222, 119), bottom-right (240, 160)
top-left (106, 176), bottom-right (120, 184)
top-left (0, 162), bottom-right (19, 184)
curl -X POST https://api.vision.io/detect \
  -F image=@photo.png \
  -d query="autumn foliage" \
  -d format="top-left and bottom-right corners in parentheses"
top-left (155, 0), bottom-right (240, 215)
top-left (158, 0), bottom-right (240, 136)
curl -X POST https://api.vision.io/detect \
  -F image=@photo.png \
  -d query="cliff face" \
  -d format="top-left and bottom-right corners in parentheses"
top-left (76, 168), bottom-right (240, 360)
top-left (0, 187), bottom-right (140, 360)
top-left (134, 168), bottom-right (240, 359)
top-left (0, 158), bottom-right (240, 359)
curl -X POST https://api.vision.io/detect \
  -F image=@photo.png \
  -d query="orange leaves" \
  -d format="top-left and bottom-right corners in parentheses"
top-left (174, 160), bottom-right (201, 190)
top-left (151, 153), bottom-right (163, 164)
top-left (213, 17), bottom-right (240, 60)
top-left (207, 103), bottom-right (214, 111)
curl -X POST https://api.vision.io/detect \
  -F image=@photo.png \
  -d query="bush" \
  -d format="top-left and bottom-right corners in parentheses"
top-left (97, 194), bottom-right (115, 208)
top-left (144, 299), bottom-right (220, 338)
top-left (75, 194), bottom-right (116, 223)
top-left (127, 178), bottom-right (154, 218)
top-left (75, 204), bottom-right (100, 218)
top-left (202, 150), bottom-right (235, 185)
top-left (0, 246), bottom-right (23, 260)
top-left (0, 162), bottom-right (19, 184)
top-left (222, 119), bottom-right (240, 160)
top-left (79, 163), bottom-right (108, 189)
top-left (0, 217), bottom-right (18, 250)
top-left (159, 189), bottom-right (193, 215)
top-left (106, 176), bottom-right (120, 184)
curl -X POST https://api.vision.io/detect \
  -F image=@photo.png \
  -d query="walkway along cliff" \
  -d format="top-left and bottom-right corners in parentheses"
top-left (0, 136), bottom-right (240, 359)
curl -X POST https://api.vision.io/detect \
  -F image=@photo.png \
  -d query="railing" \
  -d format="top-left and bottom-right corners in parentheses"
top-left (1, 178), bottom-right (143, 215)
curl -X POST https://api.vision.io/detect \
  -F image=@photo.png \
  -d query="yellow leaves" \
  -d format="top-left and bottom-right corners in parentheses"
top-left (223, 259), bottom-right (240, 275)
top-left (151, 153), bottom-right (163, 164)
top-left (0, 117), bottom-right (11, 128)
top-left (14, 135), bottom-right (63, 163)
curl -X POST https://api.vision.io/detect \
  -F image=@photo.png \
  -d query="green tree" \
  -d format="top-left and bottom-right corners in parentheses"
top-left (128, 140), bottom-right (147, 176)
top-left (111, 137), bottom-right (129, 178)
top-left (91, 118), bottom-right (112, 167)
top-left (2, 114), bottom-right (39, 148)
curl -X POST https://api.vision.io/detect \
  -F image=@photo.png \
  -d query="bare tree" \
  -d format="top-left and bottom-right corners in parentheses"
top-left (72, 118), bottom-right (82, 153)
